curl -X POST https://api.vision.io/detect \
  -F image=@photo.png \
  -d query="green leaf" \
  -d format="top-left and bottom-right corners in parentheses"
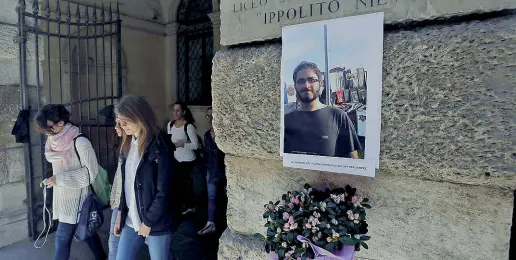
top-left (294, 248), bottom-right (304, 258)
top-left (275, 200), bottom-right (281, 206)
top-left (265, 243), bottom-right (271, 253)
top-left (287, 232), bottom-right (294, 243)
top-left (360, 241), bottom-right (369, 249)
top-left (263, 212), bottom-right (270, 219)
top-left (292, 210), bottom-right (304, 218)
top-left (304, 183), bottom-right (311, 190)
top-left (253, 233), bottom-right (265, 240)
top-left (327, 202), bottom-right (338, 208)
top-left (362, 198), bottom-right (369, 203)
top-left (339, 236), bottom-right (357, 245)
top-left (360, 235), bottom-right (371, 241)
top-left (267, 229), bottom-right (276, 237)
top-left (327, 208), bottom-right (337, 215)
top-left (362, 203), bottom-right (372, 209)
top-left (323, 242), bottom-right (336, 252)
top-left (278, 249), bottom-right (286, 258)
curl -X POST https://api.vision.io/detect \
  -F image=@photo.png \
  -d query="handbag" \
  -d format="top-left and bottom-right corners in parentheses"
top-left (73, 134), bottom-right (105, 241)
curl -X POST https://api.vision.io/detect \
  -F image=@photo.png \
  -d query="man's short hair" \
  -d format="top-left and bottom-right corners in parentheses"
top-left (292, 61), bottom-right (323, 83)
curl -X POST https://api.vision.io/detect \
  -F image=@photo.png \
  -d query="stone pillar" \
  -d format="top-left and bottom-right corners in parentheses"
top-left (164, 22), bottom-right (178, 124)
top-left (208, 12), bottom-right (222, 51)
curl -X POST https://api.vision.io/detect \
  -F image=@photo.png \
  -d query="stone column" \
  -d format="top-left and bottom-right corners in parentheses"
top-left (208, 12), bottom-right (222, 51)
top-left (164, 22), bottom-right (178, 124)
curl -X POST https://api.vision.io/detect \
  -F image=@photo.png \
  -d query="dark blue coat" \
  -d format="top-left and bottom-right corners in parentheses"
top-left (119, 133), bottom-right (177, 235)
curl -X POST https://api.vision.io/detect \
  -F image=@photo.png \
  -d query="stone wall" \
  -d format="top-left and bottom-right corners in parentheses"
top-left (0, 0), bottom-right (31, 248)
top-left (212, 13), bottom-right (516, 260)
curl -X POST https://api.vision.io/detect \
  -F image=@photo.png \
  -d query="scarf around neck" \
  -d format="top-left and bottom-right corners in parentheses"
top-left (44, 124), bottom-right (80, 169)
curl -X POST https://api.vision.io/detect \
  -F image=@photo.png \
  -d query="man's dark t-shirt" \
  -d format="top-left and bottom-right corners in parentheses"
top-left (284, 106), bottom-right (361, 157)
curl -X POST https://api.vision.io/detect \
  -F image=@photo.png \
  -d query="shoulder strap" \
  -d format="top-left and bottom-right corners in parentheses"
top-left (184, 122), bottom-right (191, 143)
top-left (73, 134), bottom-right (86, 165)
top-left (167, 121), bottom-right (172, 134)
top-left (73, 134), bottom-right (95, 194)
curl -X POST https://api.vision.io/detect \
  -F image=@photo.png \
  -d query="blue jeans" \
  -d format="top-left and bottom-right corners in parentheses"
top-left (54, 222), bottom-right (106, 260)
top-left (116, 224), bottom-right (172, 260)
top-left (108, 208), bottom-right (120, 260)
top-left (207, 170), bottom-right (227, 222)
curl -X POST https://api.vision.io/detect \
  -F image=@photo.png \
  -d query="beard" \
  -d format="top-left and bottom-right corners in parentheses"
top-left (297, 90), bottom-right (319, 104)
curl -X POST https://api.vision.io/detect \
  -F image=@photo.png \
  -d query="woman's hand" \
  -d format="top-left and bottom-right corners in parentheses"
top-left (138, 223), bottom-right (151, 237)
top-left (174, 140), bottom-right (185, 148)
top-left (43, 176), bottom-right (57, 187)
top-left (114, 211), bottom-right (122, 237)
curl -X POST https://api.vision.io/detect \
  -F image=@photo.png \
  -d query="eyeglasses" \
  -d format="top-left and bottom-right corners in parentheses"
top-left (41, 122), bottom-right (61, 134)
top-left (295, 77), bottom-right (319, 85)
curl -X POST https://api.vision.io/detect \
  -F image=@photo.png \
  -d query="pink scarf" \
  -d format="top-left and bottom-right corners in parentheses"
top-left (44, 124), bottom-right (80, 169)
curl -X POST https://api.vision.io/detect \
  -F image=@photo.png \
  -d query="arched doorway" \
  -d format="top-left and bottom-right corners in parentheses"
top-left (177, 0), bottom-right (214, 106)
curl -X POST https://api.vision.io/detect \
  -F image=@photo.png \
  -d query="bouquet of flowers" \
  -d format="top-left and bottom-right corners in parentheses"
top-left (254, 184), bottom-right (371, 260)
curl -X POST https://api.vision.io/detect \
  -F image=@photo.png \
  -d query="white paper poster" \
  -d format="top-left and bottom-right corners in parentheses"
top-left (280, 12), bottom-right (384, 177)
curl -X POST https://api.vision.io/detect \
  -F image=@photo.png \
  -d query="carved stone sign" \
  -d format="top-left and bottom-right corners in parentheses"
top-left (220, 0), bottom-right (516, 45)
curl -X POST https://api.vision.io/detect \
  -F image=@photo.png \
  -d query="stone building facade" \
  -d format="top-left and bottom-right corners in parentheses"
top-left (0, 0), bottom-right (514, 259)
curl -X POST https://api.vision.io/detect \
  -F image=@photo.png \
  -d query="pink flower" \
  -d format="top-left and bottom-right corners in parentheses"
top-left (305, 223), bottom-right (312, 229)
top-left (352, 196), bottom-right (363, 207)
top-left (288, 203), bottom-right (294, 209)
top-left (282, 212), bottom-right (290, 220)
top-left (290, 223), bottom-right (298, 230)
top-left (327, 237), bottom-right (332, 242)
top-left (348, 214), bottom-right (355, 221)
top-left (283, 223), bottom-right (290, 231)
top-left (291, 196), bottom-right (300, 205)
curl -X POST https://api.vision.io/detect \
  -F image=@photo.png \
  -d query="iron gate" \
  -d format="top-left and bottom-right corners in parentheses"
top-left (17, 0), bottom-right (123, 239)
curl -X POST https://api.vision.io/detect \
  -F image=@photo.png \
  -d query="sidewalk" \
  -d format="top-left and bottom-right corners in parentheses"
top-left (0, 209), bottom-right (149, 260)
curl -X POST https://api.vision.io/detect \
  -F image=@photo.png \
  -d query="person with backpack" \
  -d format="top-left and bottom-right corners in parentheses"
top-left (167, 101), bottom-right (201, 215)
top-left (112, 95), bottom-right (176, 260)
top-left (37, 104), bottom-right (107, 260)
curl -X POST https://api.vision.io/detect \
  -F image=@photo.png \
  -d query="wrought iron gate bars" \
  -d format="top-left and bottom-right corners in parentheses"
top-left (17, 0), bottom-right (122, 239)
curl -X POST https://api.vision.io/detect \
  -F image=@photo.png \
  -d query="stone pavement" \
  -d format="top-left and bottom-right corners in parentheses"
top-left (0, 209), bottom-right (149, 260)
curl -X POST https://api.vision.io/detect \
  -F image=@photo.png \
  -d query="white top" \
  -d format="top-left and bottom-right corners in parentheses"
top-left (124, 136), bottom-right (142, 231)
top-left (50, 137), bottom-right (99, 224)
top-left (167, 122), bottom-right (199, 162)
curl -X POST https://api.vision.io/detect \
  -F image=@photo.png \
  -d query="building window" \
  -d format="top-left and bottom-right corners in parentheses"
top-left (177, 0), bottom-right (214, 106)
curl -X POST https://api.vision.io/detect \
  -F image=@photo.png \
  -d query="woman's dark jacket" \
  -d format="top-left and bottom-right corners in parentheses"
top-left (119, 133), bottom-right (178, 235)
